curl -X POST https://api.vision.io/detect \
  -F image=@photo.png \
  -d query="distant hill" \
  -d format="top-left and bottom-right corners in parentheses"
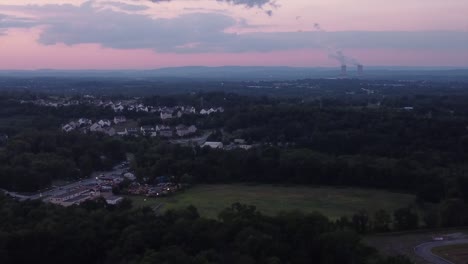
top-left (0, 66), bottom-right (467, 81)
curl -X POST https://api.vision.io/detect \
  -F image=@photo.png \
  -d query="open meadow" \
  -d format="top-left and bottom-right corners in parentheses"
top-left (128, 184), bottom-right (415, 219)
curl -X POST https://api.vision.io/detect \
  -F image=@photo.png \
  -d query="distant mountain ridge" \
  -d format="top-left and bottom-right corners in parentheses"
top-left (0, 66), bottom-right (467, 81)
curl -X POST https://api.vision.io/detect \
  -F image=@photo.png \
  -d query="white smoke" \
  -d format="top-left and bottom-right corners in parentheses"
top-left (314, 23), bottom-right (361, 66)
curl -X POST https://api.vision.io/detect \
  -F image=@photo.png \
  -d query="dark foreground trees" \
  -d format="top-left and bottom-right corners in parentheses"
top-left (0, 196), bottom-right (411, 264)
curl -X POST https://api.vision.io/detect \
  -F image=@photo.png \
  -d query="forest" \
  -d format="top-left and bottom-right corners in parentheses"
top-left (0, 194), bottom-right (412, 264)
top-left (1, 81), bottom-right (468, 264)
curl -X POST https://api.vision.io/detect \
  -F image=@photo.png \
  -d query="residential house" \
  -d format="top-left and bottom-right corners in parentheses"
top-left (78, 118), bottom-right (92, 127)
top-left (103, 127), bottom-right (116, 136)
top-left (113, 105), bottom-right (124, 112)
top-left (116, 129), bottom-right (128, 136)
top-left (136, 104), bottom-right (149, 112)
top-left (141, 126), bottom-right (156, 135)
top-left (114, 116), bottom-right (126, 124)
top-left (156, 124), bottom-right (171, 131)
top-left (62, 123), bottom-right (75, 133)
top-left (90, 123), bottom-right (103, 132)
top-left (98, 119), bottom-right (112, 127)
top-left (176, 125), bottom-right (197, 137)
top-left (238, 145), bottom-right (253, 150)
top-left (126, 128), bottom-right (139, 137)
top-left (186, 106), bottom-right (196, 114)
top-left (123, 172), bottom-right (136, 181)
top-left (234, 139), bottom-right (246, 144)
top-left (202, 142), bottom-right (224, 149)
top-left (160, 110), bottom-right (173, 120)
top-left (159, 129), bottom-right (173, 138)
top-left (106, 196), bottom-right (123, 205)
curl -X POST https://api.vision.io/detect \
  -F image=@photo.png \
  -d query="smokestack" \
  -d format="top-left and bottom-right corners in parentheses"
top-left (341, 65), bottom-right (347, 76)
top-left (357, 64), bottom-right (363, 75)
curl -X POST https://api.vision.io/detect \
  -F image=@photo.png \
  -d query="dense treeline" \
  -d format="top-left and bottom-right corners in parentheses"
top-left (0, 195), bottom-right (412, 264)
top-left (0, 131), bottom-right (126, 192)
top-left (223, 105), bottom-right (468, 159)
top-left (132, 141), bottom-right (465, 204)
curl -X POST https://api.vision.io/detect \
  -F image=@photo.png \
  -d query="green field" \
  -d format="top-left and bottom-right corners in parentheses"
top-left (128, 184), bottom-right (415, 219)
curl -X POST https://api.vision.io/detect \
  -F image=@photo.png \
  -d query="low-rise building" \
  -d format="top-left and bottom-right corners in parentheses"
top-left (176, 125), bottom-right (197, 137)
top-left (160, 110), bottom-right (173, 120)
top-left (126, 128), bottom-right (140, 137)
top-left (114, 116), bottom-right (126, 124)
top-left (202, 142), bottom-right (224, 149)
top-left (159, 129), bottom-right (173, 138)
top-left (106, 196), bottom-right (123, 205)
top-left (62, 123), bottom-right (75, 133)
top-left (49, 187), bottom-right (99, 206)
top-left (78, 118), bottom-right (92, 126)
top-left (98, 119), bottom-right (112, 127)
top-left (103, 127), bottom-right (116, 136)
top-left (90, 123), bottom-right (103, 132)
top-left (141, 126), bottom-right (156, 135)
top-left (116, 129), bottom-right (128, 136)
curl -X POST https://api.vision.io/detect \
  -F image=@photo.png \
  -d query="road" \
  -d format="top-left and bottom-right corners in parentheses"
top-left (1, 164), bottom-right (128, 201)
top-left (414, 239), bottom-right (468, 264)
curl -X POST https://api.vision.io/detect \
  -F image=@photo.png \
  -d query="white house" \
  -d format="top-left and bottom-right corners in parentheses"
top-left (156, 124), bottom-right (171, 131)
top-left (116, 129), bottom-right (128, 136)
top-left (106, 196), bottom-right (123, 205)
top-left (113, 105), bottom-right (124, 112)
top-left (78, 118), bottom-right (92, 126)
top-left (238, 145), bottom-right (253, 150)
top-left (202, 142), bottom-right (224, 149)
top-left (62, 124), bottom-right (75, 133)
top-left (123, 172), bottom-right (136, 181)
top-left (160, 111), bottom-right (173, 120)
top-left (98, 119), bottom-right (112, 127)
top-left (114, 116), bottom-right (126, 124)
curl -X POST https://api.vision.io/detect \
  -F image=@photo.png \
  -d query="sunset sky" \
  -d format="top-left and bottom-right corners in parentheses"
top-left (1, 0), bottom-right (467, 69)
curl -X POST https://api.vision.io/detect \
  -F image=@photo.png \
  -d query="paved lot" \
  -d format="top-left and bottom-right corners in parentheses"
top-left (2, 164), bottom-right (128, 201)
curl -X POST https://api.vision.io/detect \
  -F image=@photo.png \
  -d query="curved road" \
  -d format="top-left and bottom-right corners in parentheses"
top-left (414, 239), bottom-right (468, 264)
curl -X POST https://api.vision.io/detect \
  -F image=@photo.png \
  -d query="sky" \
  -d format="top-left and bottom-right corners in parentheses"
top-left (0, 0), bottom-right (467, 69)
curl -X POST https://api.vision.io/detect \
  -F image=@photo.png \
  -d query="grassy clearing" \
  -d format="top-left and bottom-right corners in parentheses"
top-left (128, 184), bottom-right (415, 219)
top-left (432, 244), bottom-right (468, 264)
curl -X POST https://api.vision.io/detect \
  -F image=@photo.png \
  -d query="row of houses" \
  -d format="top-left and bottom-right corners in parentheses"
top-left (20, 98), bottom-right (224, 118)
top-left (119, 124), bottom-right (198, 138)
top-left (62, 116), bottom-right (127, 135)
top-left (21, 99), bottom-right (81, 108)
